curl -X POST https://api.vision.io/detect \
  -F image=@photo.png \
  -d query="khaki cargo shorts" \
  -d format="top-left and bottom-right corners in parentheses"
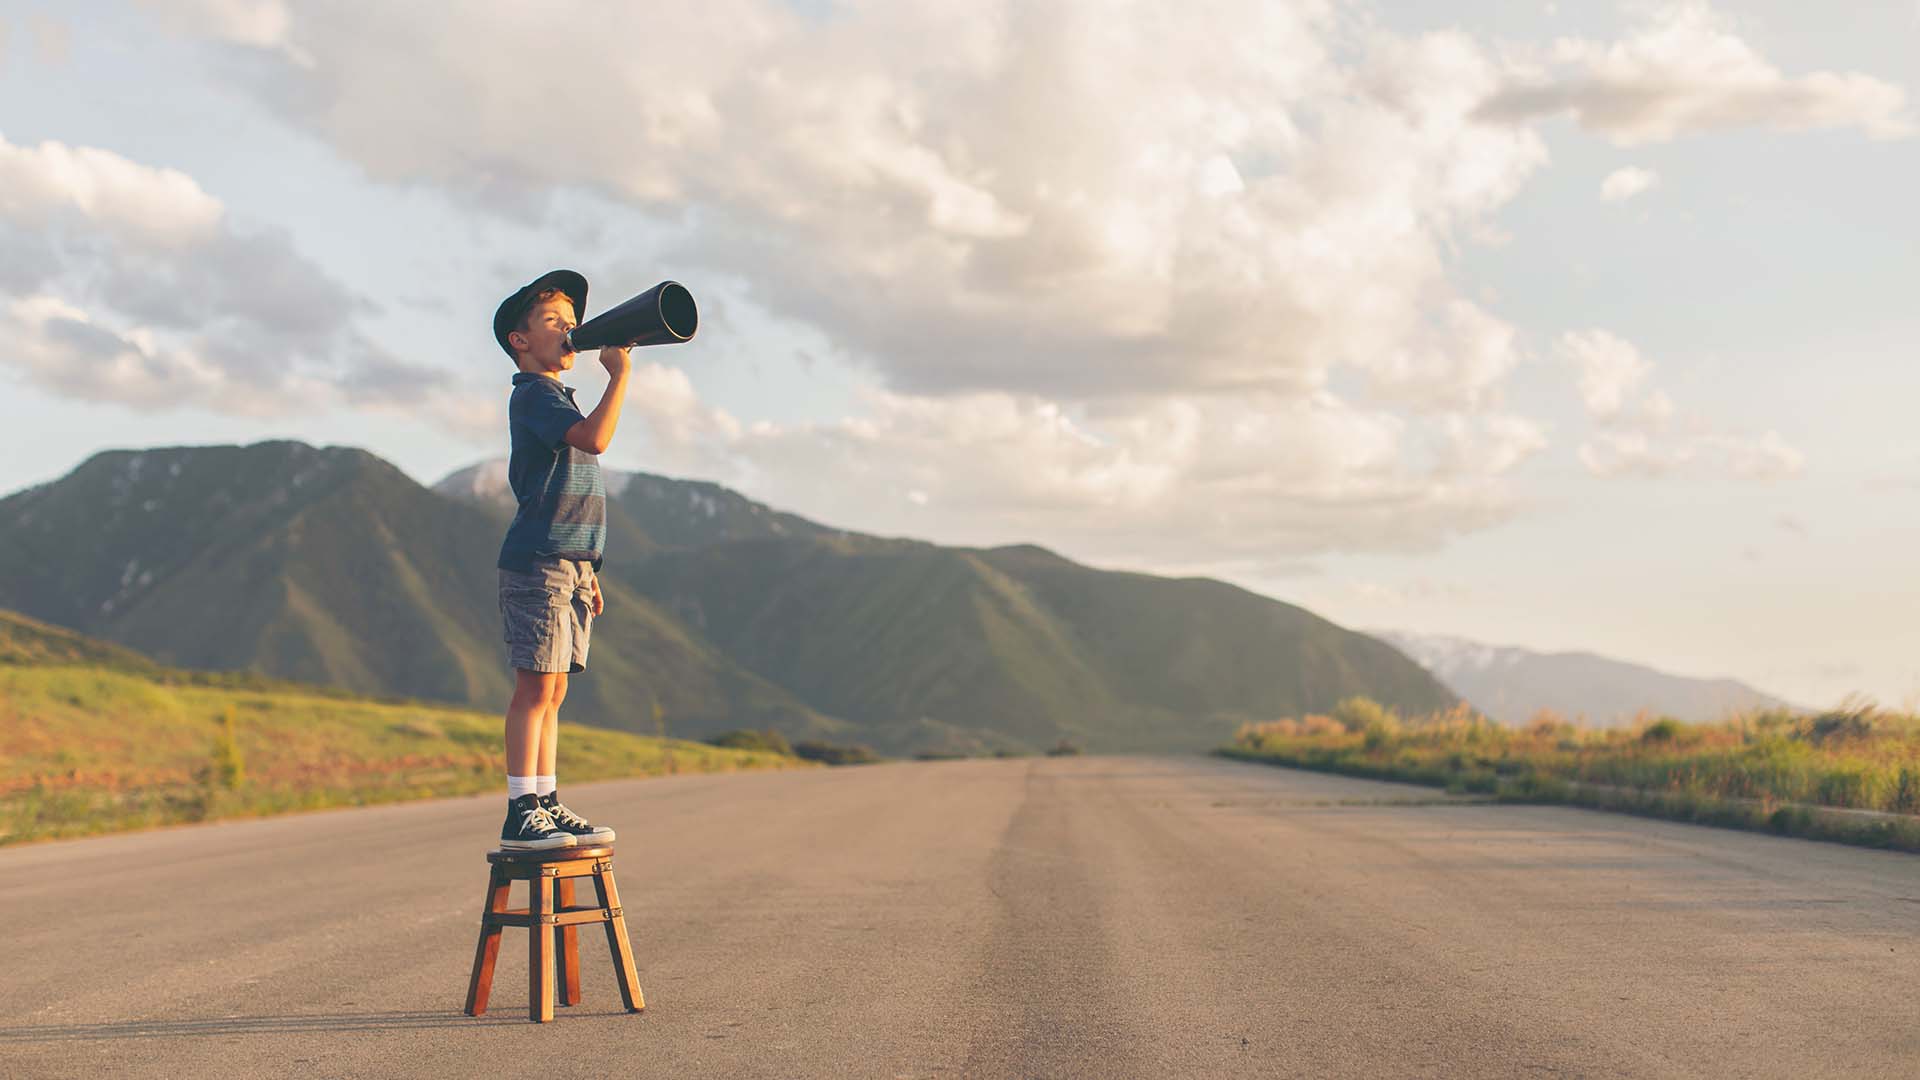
top-left (499, 557), bottom-right (597, 673)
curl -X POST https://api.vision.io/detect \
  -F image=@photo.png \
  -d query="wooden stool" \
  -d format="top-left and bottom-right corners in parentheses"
top-left (463, 845), bottom-right (645, 1023)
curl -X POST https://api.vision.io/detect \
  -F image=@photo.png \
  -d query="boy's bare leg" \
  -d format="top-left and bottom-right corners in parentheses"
top-left (500, 670), bottom-right (577, 849)
top-left (533, 674), bottom-right (613, 841)
top-left (537, 672), bottom-right (568, 778)
top-left (507, 670), bottom-right (561, 779)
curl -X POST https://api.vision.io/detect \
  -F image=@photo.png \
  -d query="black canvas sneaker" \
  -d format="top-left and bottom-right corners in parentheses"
top-left (542, 791), bottom-right (616, 844)
top-left (500, 793), bottom-right (577, 850)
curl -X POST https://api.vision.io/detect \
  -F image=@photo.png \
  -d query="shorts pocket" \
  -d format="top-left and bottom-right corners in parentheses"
top-left (503, 591), bottom-right (564, 649)
top-left (503, 583), bottom-right (560, 604)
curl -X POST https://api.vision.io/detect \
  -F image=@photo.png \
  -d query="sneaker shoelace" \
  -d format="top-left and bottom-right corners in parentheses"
top-left (518, 805), bottom-right (563, 834)
top-left (548, 801), bottom-right (593, 830)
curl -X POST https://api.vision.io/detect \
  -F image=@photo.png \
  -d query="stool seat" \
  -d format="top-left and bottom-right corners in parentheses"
top-left (464, 842), bottom-right (644, 1022)
top-left (487, 844), bottom-right (616, 863)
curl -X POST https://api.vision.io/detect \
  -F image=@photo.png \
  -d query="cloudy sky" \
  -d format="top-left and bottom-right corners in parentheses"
top-left (1, 0), bottom-right (1915, 709)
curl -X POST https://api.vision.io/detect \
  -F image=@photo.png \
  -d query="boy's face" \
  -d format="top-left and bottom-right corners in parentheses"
top-left (511, 297), bottom-right (578, 374)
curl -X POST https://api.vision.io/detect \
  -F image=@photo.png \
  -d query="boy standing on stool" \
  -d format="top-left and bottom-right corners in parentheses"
top-left (491, 269), bottom-right (625, 850)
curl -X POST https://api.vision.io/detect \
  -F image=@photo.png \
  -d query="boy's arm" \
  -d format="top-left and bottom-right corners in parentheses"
top-left (564, 347), bottom-right (633, 455)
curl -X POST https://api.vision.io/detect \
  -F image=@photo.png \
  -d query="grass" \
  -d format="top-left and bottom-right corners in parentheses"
top-left (1219, 697), bottom-right (1920, 853)
top-left (0, 663), bottom-right (805, 847)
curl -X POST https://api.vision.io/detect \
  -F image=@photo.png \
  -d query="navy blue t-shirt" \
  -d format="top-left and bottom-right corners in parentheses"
top-left (497, 372), bottom-right (606, 572)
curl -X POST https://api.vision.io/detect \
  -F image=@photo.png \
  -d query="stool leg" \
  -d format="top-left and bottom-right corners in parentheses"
top-left (529, 872), bottom-right (555, 1023)
top-left (464, 866), bottom-right (511, 1017)
top-left (593, 863), bottom-right (645, 1012)
top-left (557, 877), bottom-right (581, 1007)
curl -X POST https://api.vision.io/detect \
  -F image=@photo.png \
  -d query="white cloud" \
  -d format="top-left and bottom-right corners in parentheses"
top-left (136, 0), bottom-right (298, 56)
top-left (1360, 299), bottom-right (1525, 412)
top-left (620, 362), bottom-right (744, 467)
top-left (79, 2), bottom-right (1857, 554)
top-left (1563, 328), bottom-right (1804, 484)
top-left (0, 131), bottom-right (222, 245)
top-left (1578, 429), bottom-right (1802, 483)
top-left (1637, 389), bottom-right (1676, 432)
top-left (1482, 1), bottom-right (1912, 144)
top-left (1707, 430), bottom-right (1805, 482)
top-left (0, 132), bottom-right (485, 427)
top-left (1559, 329), bottom-right (1651, 420)
top-left (1578, 430), bottom-right (1691, 478)
top-left (1437, 412), bottom-right (1550, 477)
top-left (611, 379), bottom-right (1545, 564)
top-left (144, 1), bottom-right (1546, 413)
top-left (5, 294), bottom-right (237, 411)
top-left (1600, 166), bottom-right (1659, 202)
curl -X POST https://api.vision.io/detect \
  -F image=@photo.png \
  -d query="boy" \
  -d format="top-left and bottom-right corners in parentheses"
top-left (491, 269), bottom-right (629, 850)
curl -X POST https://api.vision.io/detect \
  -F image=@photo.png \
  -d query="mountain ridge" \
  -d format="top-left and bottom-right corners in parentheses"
top-left (1378, 629), bottom-right (1802, 726)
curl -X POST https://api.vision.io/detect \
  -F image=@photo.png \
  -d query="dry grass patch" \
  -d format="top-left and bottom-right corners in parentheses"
top-left (1, 665), bottom-right (806, 846)
top-left (1221, 697), bottom-right (1920, 852)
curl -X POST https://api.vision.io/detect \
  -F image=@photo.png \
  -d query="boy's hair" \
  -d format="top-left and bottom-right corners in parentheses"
top-left (516, 288), bottom-right (576, 335)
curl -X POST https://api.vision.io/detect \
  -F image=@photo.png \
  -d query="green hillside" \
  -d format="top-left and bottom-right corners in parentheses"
top-left (0, 607), bottom-right (162, 672)
top-left (0, 621), bottom-right (802, 846)
top-left (976, 545), bottom-right (1456, 728)
top-left (0, 442), bottom-right (845, 741)
top-left (619, 536), bottom-right (1459, 754)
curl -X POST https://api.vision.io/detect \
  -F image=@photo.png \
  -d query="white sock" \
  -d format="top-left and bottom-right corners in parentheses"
top-left (536, 774), bottom-right (557, 797)
top-left (507, 775), bottom-right (537, 801)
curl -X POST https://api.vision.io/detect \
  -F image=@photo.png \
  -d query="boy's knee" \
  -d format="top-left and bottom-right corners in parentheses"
top-left (513, 669), bottom-right (564, 707)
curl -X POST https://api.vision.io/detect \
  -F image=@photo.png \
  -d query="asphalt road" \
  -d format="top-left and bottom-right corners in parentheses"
top-left (2, 756), bottom-right (1916, 1079)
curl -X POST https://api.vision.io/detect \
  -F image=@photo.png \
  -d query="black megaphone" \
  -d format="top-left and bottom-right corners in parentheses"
top-left (567, 280), bottom-right (698, 351)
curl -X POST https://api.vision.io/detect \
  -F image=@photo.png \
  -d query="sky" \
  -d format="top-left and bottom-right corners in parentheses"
top-left (0, 0), bottom-right (1915, 709)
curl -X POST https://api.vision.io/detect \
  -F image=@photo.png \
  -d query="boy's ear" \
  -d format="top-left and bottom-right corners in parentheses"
top-left (507, 328), bottom-right (528, 356)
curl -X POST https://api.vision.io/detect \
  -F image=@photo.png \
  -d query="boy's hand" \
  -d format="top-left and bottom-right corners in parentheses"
top-left (590, 577), bottom-right (605, 616)
top-left (599, 346), bottom-right (632, 378)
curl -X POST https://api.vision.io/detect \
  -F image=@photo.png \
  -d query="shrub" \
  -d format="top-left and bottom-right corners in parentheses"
top-left (1525, 710), bottom-right (1571, 738)
top-left (706, 729), bottom-right (794, 756)
top-left (1361, 718), bottom-right (1399, 752)
top-left (1046, 739), bottom-right (1083, 757)
top-left (1806, 706), bottom-right (1879, 744)
top-left (1300, 714), bottom-right (1343, 737)
top-left (1332, 696), bottom-right (1394, 734)
top-left (1769, 805), bottom-right (1814, 835)
top-left (795, 740), bottom-right (881, 765)
top-left (1640, 718), bottom-right (1683, 744)
top-left (209, 707), bottom-right (244, 790)
top-left (1894, 767), bottom-right (1920, 815)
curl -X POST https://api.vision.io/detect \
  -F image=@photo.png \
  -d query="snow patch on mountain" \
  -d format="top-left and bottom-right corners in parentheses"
top-left (434, 458), bottom-right (632, 506)
top-left (1375, 629), bottom-right (1803, 727)
top-left (1381, 630), bottom-right (1526, 678)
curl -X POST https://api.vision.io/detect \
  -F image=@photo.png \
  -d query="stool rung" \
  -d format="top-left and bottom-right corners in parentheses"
top-left (493, 861), bottom-right (604, 880)
top-left (488, 906), bottom-right (622, 928)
